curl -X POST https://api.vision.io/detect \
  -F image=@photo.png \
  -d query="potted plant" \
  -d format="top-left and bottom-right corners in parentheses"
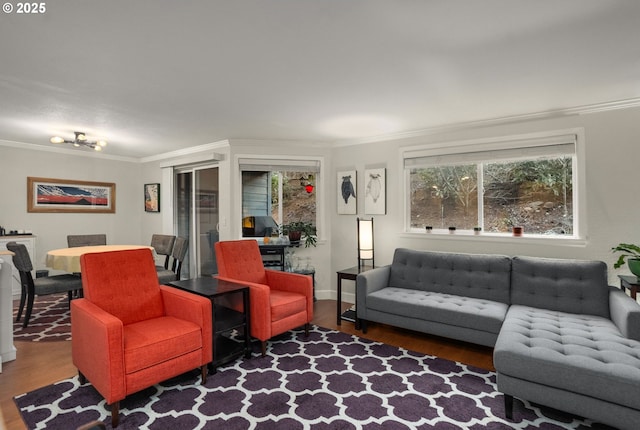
top-left (282, 221), bottom-right (317, 248)
top-left (612, 243), bottom-right (640, 277)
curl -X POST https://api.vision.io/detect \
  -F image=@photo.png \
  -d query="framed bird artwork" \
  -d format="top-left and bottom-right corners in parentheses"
top-left (364, 167), bottom-right (386, 214)
top-left (337, 170), bottom-right (357, 214)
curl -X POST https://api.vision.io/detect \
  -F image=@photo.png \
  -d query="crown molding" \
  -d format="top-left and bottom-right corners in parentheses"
top-left (331, 97), bottom-right (640, 148)
top-left (140, 139), bottom-right (230, 164)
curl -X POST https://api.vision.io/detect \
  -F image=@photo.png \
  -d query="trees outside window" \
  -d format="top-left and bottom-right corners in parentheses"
top-left (409, 155), bottom-right (573, 235)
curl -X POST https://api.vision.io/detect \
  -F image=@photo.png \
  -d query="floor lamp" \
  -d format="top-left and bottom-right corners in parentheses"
top-left (357, 217), bottom-right (374, 270)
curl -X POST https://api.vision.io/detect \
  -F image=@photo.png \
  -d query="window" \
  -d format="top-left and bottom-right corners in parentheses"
top-left (404, 132), bottom-right (579, 237)
top-left (239, 158), bottom-right (319, 237)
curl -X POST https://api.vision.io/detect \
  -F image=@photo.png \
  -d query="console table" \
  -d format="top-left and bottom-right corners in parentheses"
top-left (259, 244), bottom-right (286, 271)
top-left (168, 277), bottom-right (251, 373)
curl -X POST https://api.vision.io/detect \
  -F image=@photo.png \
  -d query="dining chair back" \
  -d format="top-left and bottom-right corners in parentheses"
top-left (150, 234), bottom-right (176, 269)
top-left (67, 234), bottom-right (107, 247)
top-left (6, 241), bottom-right (83, 328)
top-left (156, 236), bottom-right (188, 284)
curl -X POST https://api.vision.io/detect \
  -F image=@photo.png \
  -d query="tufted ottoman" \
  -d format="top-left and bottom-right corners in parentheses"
top-left (494, 256), bottom-right (640, 430)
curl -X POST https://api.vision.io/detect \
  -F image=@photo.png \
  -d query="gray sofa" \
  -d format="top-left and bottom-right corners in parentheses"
top-left (356, 248), bottom-right (640, 430)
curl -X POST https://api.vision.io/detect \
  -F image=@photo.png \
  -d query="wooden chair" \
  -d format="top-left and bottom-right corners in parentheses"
top-left (6, 241), bottom-right (83, 328)
top-left (157, 236), bottom-right (188, 284)
top-left (71, 248), bottom-right (212, 427)
top-left (214, 239), bottom-right (313, 356)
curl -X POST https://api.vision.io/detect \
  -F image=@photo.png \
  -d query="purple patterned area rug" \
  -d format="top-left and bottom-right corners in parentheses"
top-left (15, 326), bottom-right (611, 429)
top-left (13, 293), bottom-right (71, 342)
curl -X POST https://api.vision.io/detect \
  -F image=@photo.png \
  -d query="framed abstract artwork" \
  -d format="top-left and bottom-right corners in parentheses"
top-left (337, 170), bottom-right (357, 214)
top-left (144, 183), bottom-right (160, 212)
top-left (27, 177), bottom-right (116, 213)
top-left (364, 168), bottom-right (386, 214)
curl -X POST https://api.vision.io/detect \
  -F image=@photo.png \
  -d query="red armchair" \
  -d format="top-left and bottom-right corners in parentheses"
top-left (214, 240), bottom-right (313, 356)
top-left (71, 248), bottom-right (212, 428)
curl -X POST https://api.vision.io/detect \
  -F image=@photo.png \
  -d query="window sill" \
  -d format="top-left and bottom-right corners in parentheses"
top-left (401, 230), bottom-right (587, 247)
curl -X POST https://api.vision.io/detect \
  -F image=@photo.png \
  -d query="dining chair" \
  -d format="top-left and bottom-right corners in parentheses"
top-left (6, 241), bottom-right (83, 328)
top-left (72, 248), bottom-right (212, 427)
top-left (150, 234), bottom-right (176, 269)
top-left (67, 234), bottom-right (107, 247)
top-left (157, 236), bottom-right (188, 284)
top-left (214, 239), bottom-right (313, 356)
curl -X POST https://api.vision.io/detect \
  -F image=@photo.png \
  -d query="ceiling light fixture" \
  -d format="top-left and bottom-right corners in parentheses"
top-left (50, 131), bottom-right (108, 151)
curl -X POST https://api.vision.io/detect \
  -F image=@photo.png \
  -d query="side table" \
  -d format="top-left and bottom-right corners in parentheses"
top-left (618, 274), bottom-right (639, 300)
top-left (168, 277), bottom-right (251, 373)
top-left (336, 265), bottom-right (374, 329)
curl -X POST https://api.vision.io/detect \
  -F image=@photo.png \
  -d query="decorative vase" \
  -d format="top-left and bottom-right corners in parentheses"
top-left (628, 259), bottom-right (640, 278)
top-left (512, 226), bottom-right (523, 237)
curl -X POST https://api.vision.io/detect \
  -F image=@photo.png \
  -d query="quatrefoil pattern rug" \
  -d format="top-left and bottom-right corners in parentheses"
top-left (15, 326), bottom-right (612, 429)
top-left (13, 293), bottom-right (71, 341)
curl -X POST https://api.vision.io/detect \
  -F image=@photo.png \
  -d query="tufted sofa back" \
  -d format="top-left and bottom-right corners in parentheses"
top-left (388, 248), bottom-right (512, 304)
top-left (511, 256), bottom-right (609, 318)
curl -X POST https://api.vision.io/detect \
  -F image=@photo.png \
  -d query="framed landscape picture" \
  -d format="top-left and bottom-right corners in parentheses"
top-left (337, 170), bottom-right (357, 214)
top-left (27, 177), bottom-right (116, 213)
top-left (364, 167), bottom-right (386, 215)
top-left (144, 183), bottom-right (160, 212)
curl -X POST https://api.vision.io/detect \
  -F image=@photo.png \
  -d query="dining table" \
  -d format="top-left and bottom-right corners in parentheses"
top-left (46, 245), bottom-right (155, 273)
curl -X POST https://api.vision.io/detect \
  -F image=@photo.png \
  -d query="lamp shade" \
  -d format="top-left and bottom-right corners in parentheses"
top-left (357, 217), bottom-right (374, 267)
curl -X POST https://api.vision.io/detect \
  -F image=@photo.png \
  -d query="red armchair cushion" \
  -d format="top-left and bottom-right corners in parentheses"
top-left (80, 249), bottom-right (164, 325)
top-left (124, 316), bottom-right (203, 374)
top-left (270, 290), bottom-right (307, 322)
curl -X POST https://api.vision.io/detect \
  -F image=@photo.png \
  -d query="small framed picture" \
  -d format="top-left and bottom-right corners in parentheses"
top-left (364, 167), bottom-right (386, 215)
top-left (144, 183), bottom-right (160, 212)
top-left (337, 170), bottom-right (357, 214)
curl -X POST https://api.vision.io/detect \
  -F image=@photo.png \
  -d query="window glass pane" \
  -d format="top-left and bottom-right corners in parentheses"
top-left (483, 157), bottom-right (573, 235)
top-left (242, 170), bottom-right (316, 236)
top-left (272, 171), bottom-right (316, 226)
top-left (410, 165), bottom-right (478, 230)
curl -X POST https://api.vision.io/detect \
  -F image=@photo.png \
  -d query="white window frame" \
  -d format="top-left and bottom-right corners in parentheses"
top-left (400, 128), bottom-right (587, 243)
top-left (235, 154), bottom-right (325, 241)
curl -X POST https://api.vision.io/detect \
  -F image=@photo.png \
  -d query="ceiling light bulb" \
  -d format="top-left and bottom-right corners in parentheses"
top-left (73, 143), bottom-right (81, 147)
top-left (94, 145), bottom-right (102, 151)
top-left (97, 140), bottom-right (107, 147)
top-left (50, 136), bottom-right (64, 144)
top-left (76, 133), bottom-right (87, 141)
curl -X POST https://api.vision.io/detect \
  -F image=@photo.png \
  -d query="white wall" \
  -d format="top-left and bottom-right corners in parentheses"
top-left (330, 107), bottom-right (640, 301)
top-left (0, 145), bottom-right (142, 272)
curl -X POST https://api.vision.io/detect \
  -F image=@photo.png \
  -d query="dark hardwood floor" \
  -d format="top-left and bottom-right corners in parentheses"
top-left (0, 299), bottom-right (494, 430)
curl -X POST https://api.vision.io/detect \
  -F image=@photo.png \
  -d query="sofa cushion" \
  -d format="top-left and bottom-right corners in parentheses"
top-left (367, 287), bottom-right (508, 335)
top-left (388, 249), bottom-right (512, 304)
top-left (511, 256), bottom-right (609, 318)
top-left (494, 305), bottom-right (640, 410)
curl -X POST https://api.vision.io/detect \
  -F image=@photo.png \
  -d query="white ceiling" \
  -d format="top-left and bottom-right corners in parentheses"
top-left (1, 0), bottom-right (639, 159)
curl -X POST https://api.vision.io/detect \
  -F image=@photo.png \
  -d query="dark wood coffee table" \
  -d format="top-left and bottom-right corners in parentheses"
top-left (168, 277), bottom-right (251, 373)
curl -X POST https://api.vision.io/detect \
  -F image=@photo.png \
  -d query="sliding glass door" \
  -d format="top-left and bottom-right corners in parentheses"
top-left (175, 165), bottom-right (219, 278)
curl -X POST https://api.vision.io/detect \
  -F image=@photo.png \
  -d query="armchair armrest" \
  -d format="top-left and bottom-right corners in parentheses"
top-left (71, 299), bottom-right (126, 403)
top-left (265, 270), bottom-right (314, 322)
top-left (356, 266), bottom-right (391, 320)
top-left (609, 286), bottom-right (640, 341)
top-left (160, 285), bottom-right (213, 363)
top-left (215, 275), bottom-right (273, 341)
